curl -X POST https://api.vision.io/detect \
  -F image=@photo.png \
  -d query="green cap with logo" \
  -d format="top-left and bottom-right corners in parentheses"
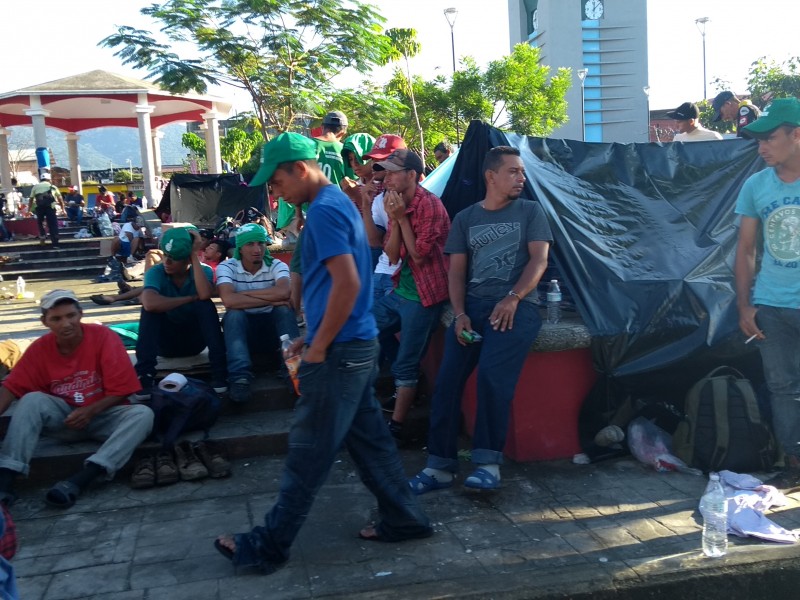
top-left (159, 227), bottom-right (193, 260)
top-left (249, 132), bottom-right (319, 187)
top-left (741, 97), bottom-right (800, 139)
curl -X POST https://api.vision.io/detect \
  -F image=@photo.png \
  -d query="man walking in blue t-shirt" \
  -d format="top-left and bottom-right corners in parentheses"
top-left (735, 98), bottom-right (800, 492)
top-left (214, 133), bottom-right (432, 574)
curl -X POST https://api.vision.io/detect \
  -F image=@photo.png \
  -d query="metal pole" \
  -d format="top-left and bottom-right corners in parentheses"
top-left (444, 8), bottom-right (459, 144)
top-left (695, 18), bottom-right (709, 100)
top-left (577, 69), bottom-right (588, 142)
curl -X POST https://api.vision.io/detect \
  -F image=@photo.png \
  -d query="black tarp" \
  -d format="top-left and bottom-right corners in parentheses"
top-left (440, 121), bottom-right (766, 398)
top-left (158, 174), bottom-right (265, 227)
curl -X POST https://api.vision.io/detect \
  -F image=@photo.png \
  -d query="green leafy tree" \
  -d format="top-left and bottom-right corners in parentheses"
top-left (385, 28), bottom-right (426, 159)
top-left (483, 44), bottom-right (571, 135)
top-left (100, 0), bottom-right (391, 138)
top-left (181, 132), bottom-right (207, 158)
top-left (746, 57), bottom-right (800, 107)
top-left (220, 127), bottom-right (263, 171)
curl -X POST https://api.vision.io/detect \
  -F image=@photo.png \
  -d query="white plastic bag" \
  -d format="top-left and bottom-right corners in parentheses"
top-left (627, 416), bottom-right (702, 475)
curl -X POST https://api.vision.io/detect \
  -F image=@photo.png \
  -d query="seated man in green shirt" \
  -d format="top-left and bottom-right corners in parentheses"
top-left (133, 227), bottom-right (227, 399)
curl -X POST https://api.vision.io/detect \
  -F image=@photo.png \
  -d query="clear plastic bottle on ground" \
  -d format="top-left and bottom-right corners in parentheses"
top-left (15, 276), bottom-right (25, 299)
top-left (280, 334), bottom-right (301, 395)
top-left (700, 472), bottom-right (728, 557)
top-left (546, 279), bottom-right (562, 324)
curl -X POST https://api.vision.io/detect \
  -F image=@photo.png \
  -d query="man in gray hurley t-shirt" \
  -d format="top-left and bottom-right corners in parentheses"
top-left (409, 146), bottom-right (552, 494)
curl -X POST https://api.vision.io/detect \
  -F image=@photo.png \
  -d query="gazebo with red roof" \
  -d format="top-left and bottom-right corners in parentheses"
top-left (0, 70), bottom-right (232, 202)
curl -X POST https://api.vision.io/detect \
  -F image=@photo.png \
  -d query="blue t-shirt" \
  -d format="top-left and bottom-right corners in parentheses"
top-left (143, 262), bottom-right (214, 323)
top-left (735, 168), bottom-right (800, 308)
top-left (302, 185), bottom-right (377, 344)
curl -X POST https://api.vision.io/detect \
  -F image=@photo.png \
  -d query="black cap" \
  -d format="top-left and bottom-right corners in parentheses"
top-left (322, 111), bottom-right (348, 127)
top-left (712, 91), bottom-right (735, 122)
top-left (666, 102), bottom-right (699, 120)
top-left (373, 149), bottom-right (424, 175)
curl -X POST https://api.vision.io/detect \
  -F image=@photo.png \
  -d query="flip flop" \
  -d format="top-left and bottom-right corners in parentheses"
top-left (358, 524), bottom-right (434, 543)
top-left (214, 536), bottom-right (235, 561)
top-left (463, 467), bottom-right (500, 491)
top-left (44, 481), bottom-right (80, 508)
top-left (408, 470), bottom-right (454, 495)
top-left (89, 294), bottom-right (113, 306)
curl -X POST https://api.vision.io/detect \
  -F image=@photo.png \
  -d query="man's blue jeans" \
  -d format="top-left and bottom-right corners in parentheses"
top-left (755, 305), bottom-right (800, 460)
top-left (222, 306), bottom-right (300, 383)
top-left (135, 300), bottom-right (226, 384)
top-left (372, 292), bottom-right (441, 388)
top-left (426, 298), bottom-right (541, 471)
top-left (231, 338), bottom-right (431, 569)
top-left (66, 205), bottom-right (83, 224)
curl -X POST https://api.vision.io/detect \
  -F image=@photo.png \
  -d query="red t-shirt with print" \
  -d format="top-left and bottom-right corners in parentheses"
top-left (2, 324), bottom-right (140, 407)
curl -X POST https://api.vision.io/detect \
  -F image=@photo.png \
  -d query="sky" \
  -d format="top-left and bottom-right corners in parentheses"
top-left (0, 0), bottom-right (797, 114)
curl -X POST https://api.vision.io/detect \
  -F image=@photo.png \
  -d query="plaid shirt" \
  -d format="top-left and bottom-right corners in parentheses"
top-left (387, 185), bottom-right (450, 307)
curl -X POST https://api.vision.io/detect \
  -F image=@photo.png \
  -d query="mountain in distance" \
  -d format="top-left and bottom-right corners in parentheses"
top-left (7, 123), bottom-right (189, 171)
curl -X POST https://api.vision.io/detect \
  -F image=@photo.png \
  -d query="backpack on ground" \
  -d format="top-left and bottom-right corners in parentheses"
top-left (673, 366), bottom-right (776, 473)
top-left (146, 376), bottom-right (221, 449)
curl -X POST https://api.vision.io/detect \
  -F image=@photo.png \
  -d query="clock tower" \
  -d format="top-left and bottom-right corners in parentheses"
top-left (507, 0), bottom-right (649, 143)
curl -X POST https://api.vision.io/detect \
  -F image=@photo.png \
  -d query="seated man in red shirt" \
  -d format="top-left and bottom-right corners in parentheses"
top-left (0, 290), bottom-right (153, 508)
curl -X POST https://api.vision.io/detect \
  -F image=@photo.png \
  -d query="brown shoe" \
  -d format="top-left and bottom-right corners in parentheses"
top-left (193, 441), bottom-right (231, 478)
top-left (130, 456), bottom-right (156, 489)
top-left (155, 451), bottom-right (179, 486)
top-left (174, 441), bottom-right (208, 481)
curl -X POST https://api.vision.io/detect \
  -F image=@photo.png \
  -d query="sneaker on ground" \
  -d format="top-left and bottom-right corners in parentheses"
top-left (131, 376), bottom-right (154, 402)
top-left (229, 380), bottom-right (250, 404)
top-left (130, 456), bottom-right (156, 489)
top-left (193, 441), bottom-right (231, 478)
top-left (212, 380), bottom-right (228, 394)
top-left (155, 451), bottom-right (179, 486)
top-left (174, 441), bottom-right (208, 481)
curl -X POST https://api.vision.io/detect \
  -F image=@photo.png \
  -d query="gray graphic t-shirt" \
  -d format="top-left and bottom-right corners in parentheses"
top-left (735, 168), bottom-right (800, 308)
top-left (445, 199), bottom-right (553, 303)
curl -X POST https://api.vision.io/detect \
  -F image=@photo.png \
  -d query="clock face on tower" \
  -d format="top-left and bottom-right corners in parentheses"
top-left (584, 0), bottom-right (604, 20)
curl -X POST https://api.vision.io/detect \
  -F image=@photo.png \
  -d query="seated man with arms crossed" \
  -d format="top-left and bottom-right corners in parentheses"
top-left (0, 290), bottom-right (153, 508)
top-left (216, 224), bottom-right (300, 403)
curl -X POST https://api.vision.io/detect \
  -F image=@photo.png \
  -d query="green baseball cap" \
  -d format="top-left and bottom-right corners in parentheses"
top-left (249, 132), bottom-right (319, 187)
top-left (741, 97), bottom-right (800, 139)
top-left (160, 227), bottom-right (193, 260)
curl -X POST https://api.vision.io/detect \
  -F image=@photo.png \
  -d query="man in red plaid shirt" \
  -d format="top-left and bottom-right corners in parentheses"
top-left (372, 149), bottom-right (450, 441)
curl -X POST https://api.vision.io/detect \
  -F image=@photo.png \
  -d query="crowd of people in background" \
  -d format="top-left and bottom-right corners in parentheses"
top-left (2, 91), bottom-right (800, 582)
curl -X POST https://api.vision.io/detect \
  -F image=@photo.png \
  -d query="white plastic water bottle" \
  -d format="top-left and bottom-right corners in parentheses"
top-left (700, 472), bottom-right (728, 557)
top-left (546, 279), bottom-right (562, 324)
top-left (15, 276), bottom-right (25, 299)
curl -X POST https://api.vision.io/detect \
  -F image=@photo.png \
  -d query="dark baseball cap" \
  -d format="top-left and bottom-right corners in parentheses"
top-left (373, 149), bottom-right (424, 175)
top-left (322, 111), bottom-right (348, 127)
top-left (666, 102), bottom-right (699, 121)
top-left (712, 91), bottom-right (736, 122)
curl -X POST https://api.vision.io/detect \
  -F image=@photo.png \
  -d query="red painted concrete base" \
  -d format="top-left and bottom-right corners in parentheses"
top-left (461, 348), bottom-right (596, 462)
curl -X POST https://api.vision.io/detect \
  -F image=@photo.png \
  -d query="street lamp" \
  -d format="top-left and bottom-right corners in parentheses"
top-left (109, 161), bottom-right (113, 182)
top-left (642, 86), bottom-right (651, 142)
top-left (444, 7), bottom-right (459, 144)
top-left (577, 69), bottom-right (588, 142)
top-left (695, 17), bottom-right (709, 100)
top-left (127, 159), bottom-right (133, 180)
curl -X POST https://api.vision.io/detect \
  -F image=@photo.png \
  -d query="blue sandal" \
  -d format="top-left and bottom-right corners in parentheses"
top-left (464, 467), bottom-right (500, 490)
top-left (408, 471), bottom-right (453, 495)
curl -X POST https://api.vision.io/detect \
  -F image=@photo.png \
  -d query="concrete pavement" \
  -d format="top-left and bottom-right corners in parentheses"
top-left (9, 448), bottom-right (800, 600)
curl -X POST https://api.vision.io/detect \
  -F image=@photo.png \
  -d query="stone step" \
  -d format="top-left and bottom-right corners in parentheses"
top-left (13, 371), bottom-right (412, 487)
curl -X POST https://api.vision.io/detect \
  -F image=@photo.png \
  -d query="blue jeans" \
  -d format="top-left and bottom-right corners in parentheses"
top-left (135, 300), bottom-right (226, 384)
top-left (66, 205), bottom-right (83, 224)
top-left (231, 339), bottom-right (431, 569)
top-left (222, 307), bottom-right (300, 383)
top-left (372, 272), bottom-right (395, 301)
top-left (426, 298), bottom-right (541, 471)
top-left (755, 305), bottom-right (800, 459)
top-left (372, 292), bottom-right (441, 388)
